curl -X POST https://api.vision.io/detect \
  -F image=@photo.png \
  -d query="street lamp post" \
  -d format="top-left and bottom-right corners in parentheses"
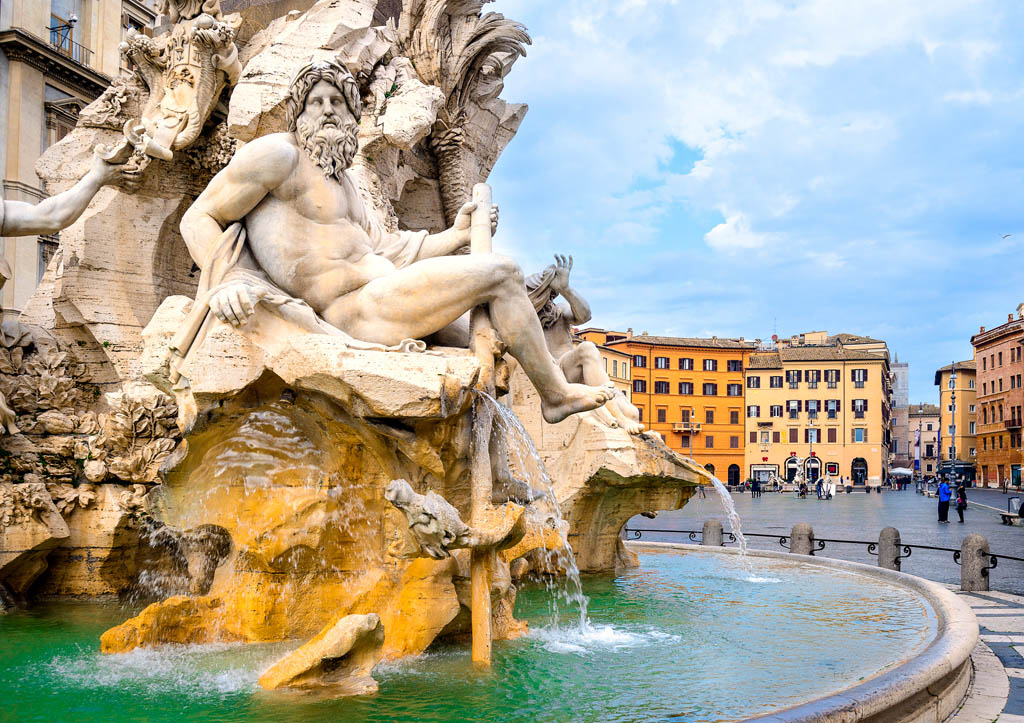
top-left (950, 362), bottom-right (957, 485)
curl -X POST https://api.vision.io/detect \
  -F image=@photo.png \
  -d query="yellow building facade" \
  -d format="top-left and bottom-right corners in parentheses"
top-left (934, 361), bottom-right (977, 478)
top-left (743, 343), bottom-right (892, 488)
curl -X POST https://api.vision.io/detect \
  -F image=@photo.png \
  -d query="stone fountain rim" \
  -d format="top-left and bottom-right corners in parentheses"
top-left (625, 540), bottom-right (978, 723)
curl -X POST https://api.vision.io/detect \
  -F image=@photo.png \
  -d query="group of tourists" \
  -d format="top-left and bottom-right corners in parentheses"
top-left (936, 478), bottom-right (969, 523)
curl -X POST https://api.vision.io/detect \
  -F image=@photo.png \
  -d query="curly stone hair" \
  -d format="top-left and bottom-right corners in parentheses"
top-left (285, 57), bottom-right (362, 132)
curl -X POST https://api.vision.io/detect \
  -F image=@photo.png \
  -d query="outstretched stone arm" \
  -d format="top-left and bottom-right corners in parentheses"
top-left (412, 202), bottom-right (499, 260)
top-left (2, 153), bottom-right (129, 237)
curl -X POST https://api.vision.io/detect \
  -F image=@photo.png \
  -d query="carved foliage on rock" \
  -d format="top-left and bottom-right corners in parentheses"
top-left (0, 345), bottom-right (95, 436)
top-left (45, 482), bottom-right (97, 515)
top-left (89, 396), bottom-right (180, 484)
top-left (0, 482), bottom-right (54, 527)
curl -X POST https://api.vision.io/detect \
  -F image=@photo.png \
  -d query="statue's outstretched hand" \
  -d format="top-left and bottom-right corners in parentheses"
top-left (90, 148), bottom-right (142, 192)
top-left (549, 254), bottom-right (573, 292)
top-left (209, 282), bottom-right (265, 327)
top-left (451, 201), bottom-right (499, 246)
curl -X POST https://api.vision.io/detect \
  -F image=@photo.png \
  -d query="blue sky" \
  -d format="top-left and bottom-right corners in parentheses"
top-left (485, 0), bottom-right (1024, 404)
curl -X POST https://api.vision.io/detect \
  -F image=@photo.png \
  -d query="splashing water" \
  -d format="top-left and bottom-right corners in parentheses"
top-left (705, 474), bottom-right (748, 556)
top-left (477, 392), bottom-right (591, 631)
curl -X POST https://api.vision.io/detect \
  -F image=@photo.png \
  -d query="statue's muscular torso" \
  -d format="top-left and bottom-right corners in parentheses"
top-left (240, 133), bottom-right (396, 313)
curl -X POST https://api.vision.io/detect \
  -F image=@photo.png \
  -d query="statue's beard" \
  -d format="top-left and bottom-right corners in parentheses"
top-left (295, 116), bottom-right (359, 183)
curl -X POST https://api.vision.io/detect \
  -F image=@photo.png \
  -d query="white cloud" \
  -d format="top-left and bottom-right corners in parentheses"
top-left (704, 214), bottom-right (777, 250)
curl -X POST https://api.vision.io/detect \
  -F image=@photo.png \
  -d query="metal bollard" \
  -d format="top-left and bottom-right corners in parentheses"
top-left (960, 534), bottom-right (993, 592)
top-left (877, 527), bottom-right (902, 570)
top-left (702, 519), bottom-right (723, 546)
top-left (789, 523), bottom-right (815, 555)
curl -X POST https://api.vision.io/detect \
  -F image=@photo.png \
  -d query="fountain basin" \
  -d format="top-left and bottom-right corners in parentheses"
top-left (0, 550), bottom-right (950, 722)
top-left (629, 541), bottom-right (978, 722)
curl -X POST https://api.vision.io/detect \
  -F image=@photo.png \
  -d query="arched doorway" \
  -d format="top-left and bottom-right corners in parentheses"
top-left (851, 458), bottom-right (868, 485)
top-left (704, 463), bottom-right (716, 479)
top-left (785, 456), bottom-right (800, 482)
top-left (727, 464), bottom-right (740, 486)
top-left (805, 457), bottom-right (821, 482)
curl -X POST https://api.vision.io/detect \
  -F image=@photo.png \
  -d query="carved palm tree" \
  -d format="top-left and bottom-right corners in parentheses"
top-left (406, 1), bottom-right (530, 225)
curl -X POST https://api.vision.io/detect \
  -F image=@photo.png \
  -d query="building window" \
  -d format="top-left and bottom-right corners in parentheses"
top-left (806, 370), bottom-right (820, 389)
top-left (750, 431), bottom-right (758, 443)
top-left (825, 399), bottom-right (839, 419)
top-left (703, 359), bottom-right (718, 372)
top-left (747, 405), bottom-right (760, 418)
top-left (1000, 378), bottom-right (1004, 392)
top-left (633, 355), bottom-right (646, 368)
top-left (770, 405), bottom-right (782, 418)
top-left (806, 428), bottom-right (820, 443)
top-left (727, 360), bottom-right (743, 372)
top-left (681, 408), bottom-right (691, 423)
top-left (770, 375), bottom-right (783, 389)
top-left (679, 382), bottom-right (693, 395)
top-left (773, 431), bottom-right (781, 443)
top-left (787, 400), bottom-right (800, 419)
top-left (633, 380), bottom-right (646, 394)
top-left (655, 356), bottom-right (670, 369)
top-left (705, 409), bottom-right (714, 424)
top-left (726, 384), bottom-right (742, 396)
top-left (730, 411), bottom-right (739, 424)
top-left (610, 359), bottom-right (616, 377)
top-left (970, 379), bottom-right (975, 389)
top-left (38, 237), bottom-right (59, 282)
top-left (703, 383), bottom-right (718, 396)
top-left (637, 407), bottom-right (643, 422)
top-left (853, 428), bottom-right (865, 443)
top-left (852, 399), bottom-right (867, 418)
top-left (999, 351), bottom-right (1003, 366)
top-left (657, 408), bottom-right (666, 423)
top-left (970, 421), bottom-right (976, 434)
top-left (926, 423), bottom-right (933, 431)
top-left (788, 428), bottom-right (798, 444)
top-left (852, 368), bottom-right (868, 388)
top-left (806, 400), bottom-right (819, 418)
top-left (747, 376), bottom-right (760, 389)
top-left (679, 357), bottom-right (693, 370)
top-left (786, 370), bottom-right (801, 388)
top-left (824, 369), bottom-right (840, 388)
top-left (730, 436), bottom-right (739, 448)
top-left (926, 443), bottom-right (934, 456)
top-left (705, 436), bottom-right (714, 448)
top-left (654, 381), bottom-right (670, 394)
top-left (983, 357), bottom-right (987, 370)
top-left (680, 435), bottom-right (689, 448)
top-left (827, 427), bottom-right (837, 443)
top-left (970, 404), bottom-right (976, 413)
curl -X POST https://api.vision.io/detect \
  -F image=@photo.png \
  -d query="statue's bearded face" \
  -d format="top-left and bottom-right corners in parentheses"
top-left (295, 79), bottom-right (359, 183)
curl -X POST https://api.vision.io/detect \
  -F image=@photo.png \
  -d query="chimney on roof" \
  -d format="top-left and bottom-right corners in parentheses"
top-left (1010, 314), bottom-right (1014, 323)
top-left (1018, 303), bottom-right (1024, 319)
top-left (981, 326), bottom-right (986, 333)
top-left (642, 330), bottom-right (648, 336)
top-left (739, 337), bottom-right (744, 341)
top-left (627, 327), bottom-right (633, 337)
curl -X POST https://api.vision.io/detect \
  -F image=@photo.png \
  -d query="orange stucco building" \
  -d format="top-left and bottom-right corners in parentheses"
top-left (577, 328), bottom-right (755, 484)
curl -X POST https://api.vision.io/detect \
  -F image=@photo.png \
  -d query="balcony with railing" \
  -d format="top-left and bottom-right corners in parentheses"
top-left (1006, 418), bottom-right (1022, 430)
top-left (672, 422), bottom-right (701, 433)
top-left (48, 18), bottom-right (93, 68)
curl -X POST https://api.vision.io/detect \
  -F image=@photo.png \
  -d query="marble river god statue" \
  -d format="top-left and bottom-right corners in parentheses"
top-left (177, 57), bottom-right (615, 424)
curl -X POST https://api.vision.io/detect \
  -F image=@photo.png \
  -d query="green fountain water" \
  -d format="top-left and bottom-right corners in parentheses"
top-left (1, 551), bottom-right (935, 723)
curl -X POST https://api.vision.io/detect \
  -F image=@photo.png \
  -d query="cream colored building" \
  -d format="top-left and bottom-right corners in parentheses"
top-left (908, 403), bottom-right (940, 477)
top-left (934, 360), bottom-right (977, 479)
top-left (744, 335), bottom-right (892, 489)
top-left (0, 0), bottom-right (155, 319)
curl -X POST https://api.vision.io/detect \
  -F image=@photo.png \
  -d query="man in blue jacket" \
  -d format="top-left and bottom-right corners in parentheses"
top-left (937, 478), bottom-right (952, 523)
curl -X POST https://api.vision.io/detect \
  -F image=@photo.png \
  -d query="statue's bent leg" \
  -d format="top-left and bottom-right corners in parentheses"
top-left (323, 254), bottom-right (614, 423)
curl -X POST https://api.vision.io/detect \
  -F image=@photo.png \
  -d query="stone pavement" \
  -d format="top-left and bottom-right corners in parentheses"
top-left (950, 589), bottom-right (1024, 722)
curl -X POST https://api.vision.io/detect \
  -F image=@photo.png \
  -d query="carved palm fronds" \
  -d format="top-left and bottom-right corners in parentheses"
top-left (407, 0), bottom-right (530, 223)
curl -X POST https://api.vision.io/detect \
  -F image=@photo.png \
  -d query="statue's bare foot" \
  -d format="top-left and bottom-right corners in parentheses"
top-left (620, 419), bottom-right (645, 435)
top-left (594, 405), bottom-right (619, 427)
top-left (541, 383), bottom-right (615, 424)
top-left (609, 400), bottom-right (644, 434)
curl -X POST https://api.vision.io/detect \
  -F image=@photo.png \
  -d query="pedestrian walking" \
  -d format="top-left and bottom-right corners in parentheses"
top-left (956, 482), bottom-right (968, 523)
top-left (937, 478), bottom-right (952, 523)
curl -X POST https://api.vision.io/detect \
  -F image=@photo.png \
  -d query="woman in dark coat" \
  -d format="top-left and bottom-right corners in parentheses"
top-left (956, 482), bottom-right (968, 524)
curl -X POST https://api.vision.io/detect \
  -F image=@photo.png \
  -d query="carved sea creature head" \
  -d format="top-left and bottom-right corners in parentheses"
top-left (384, 479), bottom-right (416, 511)
top-left (288, 57), bottom-right (362, 182)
